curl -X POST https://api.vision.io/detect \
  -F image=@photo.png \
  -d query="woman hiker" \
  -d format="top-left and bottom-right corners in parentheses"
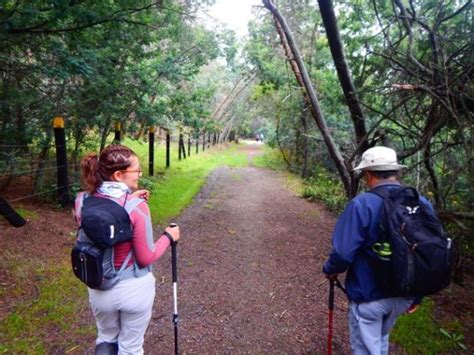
top-left (74, 144), bottom-right (180, 354)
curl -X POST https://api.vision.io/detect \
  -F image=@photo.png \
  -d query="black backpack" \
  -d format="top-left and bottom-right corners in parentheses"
top-left (71, 194), bottom-right (143, 290)
top-left (370, 186), bottom-right (454, 297)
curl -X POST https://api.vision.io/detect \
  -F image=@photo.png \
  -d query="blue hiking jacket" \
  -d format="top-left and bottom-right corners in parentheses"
top-left (323, 182), bottom-right (432, 303)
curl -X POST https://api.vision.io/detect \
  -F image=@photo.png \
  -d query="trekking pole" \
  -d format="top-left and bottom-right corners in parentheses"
top-left (327, 277), bottom-right (346, 355)
top-left (328, 278), bottom-right (335, 355)
top-left (169, 223), bottom-right (179, 355)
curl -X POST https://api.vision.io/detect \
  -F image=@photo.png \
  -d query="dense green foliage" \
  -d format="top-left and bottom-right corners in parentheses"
top-left (0, 0), bottom-right (224, 182)
top-left (243, 0), bottom-right (472, 252)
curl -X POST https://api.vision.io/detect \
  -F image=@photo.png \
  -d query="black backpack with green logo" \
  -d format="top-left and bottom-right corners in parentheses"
top-left (370, 186), bottom-right (454, 297)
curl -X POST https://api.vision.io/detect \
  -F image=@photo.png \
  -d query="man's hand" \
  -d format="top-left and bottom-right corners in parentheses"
top-left (325, 273), bottom-right (339, 281)
top-left (406, 304), bottom-right (419, 314)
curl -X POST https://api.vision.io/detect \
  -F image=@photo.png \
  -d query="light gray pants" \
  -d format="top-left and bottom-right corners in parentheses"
top-left (349, 297), bottom-right (414, 355)
top-left (88, 272), bottom-right (156, 355)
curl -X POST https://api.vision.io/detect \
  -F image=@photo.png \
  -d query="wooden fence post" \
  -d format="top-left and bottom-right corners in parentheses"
top-left (166, 131), bottom-right (170, 168)
top-left (181, 134), bottom-right (187, 159)
top-left (53, 116), bottom-right (69, 207)
top-left (149, 127), bottom-right (155, 176)
top-left (114, 122), bottom-right (121, 143)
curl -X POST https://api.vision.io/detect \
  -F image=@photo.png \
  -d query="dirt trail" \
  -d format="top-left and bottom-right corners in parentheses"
top-left (146, 143), bottom-right (350, 353)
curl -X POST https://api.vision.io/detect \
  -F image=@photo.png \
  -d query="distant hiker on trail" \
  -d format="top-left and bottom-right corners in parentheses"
top-left (74, 144), bottom-right (180, 355)
top-left (323, 146), bottom-right (429, 354)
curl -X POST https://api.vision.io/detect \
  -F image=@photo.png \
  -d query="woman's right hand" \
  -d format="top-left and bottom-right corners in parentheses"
top-left (165, 225), bottom-right (180, 242)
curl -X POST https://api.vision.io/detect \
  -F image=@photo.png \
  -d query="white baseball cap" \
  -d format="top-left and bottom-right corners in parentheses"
top-left (353, 146), bottom-right (406, 171)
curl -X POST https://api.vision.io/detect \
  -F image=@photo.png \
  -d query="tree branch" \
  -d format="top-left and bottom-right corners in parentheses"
top-left (7, 1), bottom-right (163, 35)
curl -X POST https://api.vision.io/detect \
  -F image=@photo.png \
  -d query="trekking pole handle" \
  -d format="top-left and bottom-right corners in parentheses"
top-left (169, 223), bottom-right (178, 282)
top-left (329, 279), bottom-right (335, 311)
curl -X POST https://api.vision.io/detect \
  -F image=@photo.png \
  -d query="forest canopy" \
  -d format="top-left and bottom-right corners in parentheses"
top-left (1, 0), bottom-right (472, 237)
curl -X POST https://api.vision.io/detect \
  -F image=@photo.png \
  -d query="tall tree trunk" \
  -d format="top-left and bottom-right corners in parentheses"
top-left (263, 0), bottom-right (353, 197)
top-left (100, 117), bottom-right (112, 152)
top-left (423, 143), bottom-right (442, 209)
top-left (318, 0), bottom-right (368, 154)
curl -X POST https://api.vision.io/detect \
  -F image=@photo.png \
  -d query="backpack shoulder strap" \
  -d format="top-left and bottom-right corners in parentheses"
top-left (75, 192), bottom-right (88, 225)
top-left (116, 249), bottom-right (134, 274)
top-left (368, 185), bottom-right (391, 199)
top-left (118, 195), bottom-right (145, 269)
top-left (123, 195), bottom-right (145, 214)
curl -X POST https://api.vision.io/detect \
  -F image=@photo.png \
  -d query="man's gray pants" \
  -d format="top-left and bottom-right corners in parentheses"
top-left (349, 297), bottom-right (414, 355)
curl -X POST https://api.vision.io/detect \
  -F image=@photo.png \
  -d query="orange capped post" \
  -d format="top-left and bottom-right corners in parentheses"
top-left (53, 116), bottom-right (64, 128)
top-left (114, 122), bottom-right (121, 143)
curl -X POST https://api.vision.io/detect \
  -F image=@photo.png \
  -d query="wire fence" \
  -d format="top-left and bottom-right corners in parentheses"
top-left (6, 186), bottom-right (64, 203)
top-left (0, 161), bottom-right (81, 204)
top-left (1, 129), bottom-right (76, 206)
top-left (1, 124), bottom-right (225, 215)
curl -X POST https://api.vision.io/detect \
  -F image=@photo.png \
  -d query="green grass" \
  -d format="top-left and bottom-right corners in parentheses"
top-left (125, 139), bottom-right (248, 225)
top-left (391, 298), bottom-right (467, 353)
top-left (252, 145), bottom-right (287, 170)
top-left (14, 206), bottom-right (38, 221)
top-left (0, 256), bottom-right (91, 353)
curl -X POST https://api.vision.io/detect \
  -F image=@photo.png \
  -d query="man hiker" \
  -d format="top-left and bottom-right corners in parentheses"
top-left (323, 146), bottom-right (426, 354)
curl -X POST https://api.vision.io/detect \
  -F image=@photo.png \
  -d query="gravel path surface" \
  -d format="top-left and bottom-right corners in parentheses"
top-left (145, 144), bottom-right (350, 354)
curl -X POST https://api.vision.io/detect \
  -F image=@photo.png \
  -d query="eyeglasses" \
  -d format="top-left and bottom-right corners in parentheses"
top-left (121, 168), bottom-right (142, 174)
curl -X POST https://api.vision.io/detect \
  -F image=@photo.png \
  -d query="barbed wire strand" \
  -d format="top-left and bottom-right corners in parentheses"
top-left (0, 165), bottom-right (68, 177)
top-left (0, 143), bottom-right (58, 148)
top-left (0, 144), bottom-right (65, 149)
top-left (6, 186), bottom-right (64, 203)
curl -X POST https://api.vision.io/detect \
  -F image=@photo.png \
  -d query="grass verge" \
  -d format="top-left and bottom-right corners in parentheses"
top-left (391, 298), bottom-right (467, 353)
top-left (0, 253), bottom-right (92, 353)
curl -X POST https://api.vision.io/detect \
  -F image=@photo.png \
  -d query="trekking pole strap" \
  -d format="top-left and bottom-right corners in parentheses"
top-left (334, 277), bottom-right (347, 295)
